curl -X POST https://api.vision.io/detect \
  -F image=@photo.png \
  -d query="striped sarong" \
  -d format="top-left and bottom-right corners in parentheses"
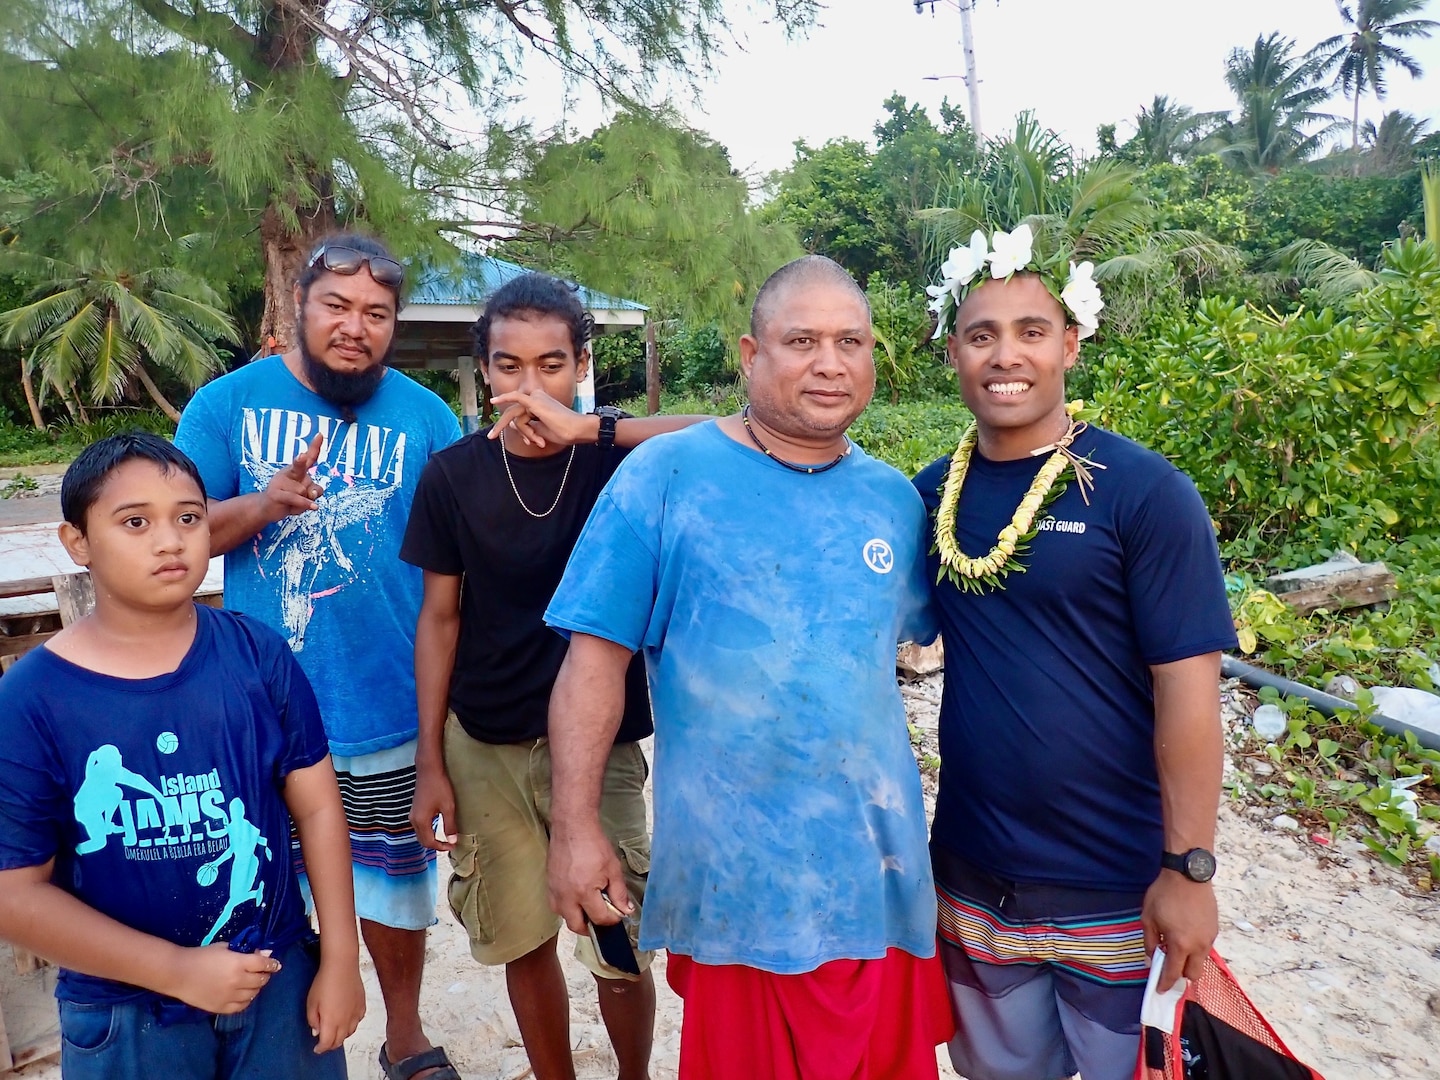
top-left (937, 881), bottom-right (1149, 987)
top-left (291, 740), bottom-right (438, 930)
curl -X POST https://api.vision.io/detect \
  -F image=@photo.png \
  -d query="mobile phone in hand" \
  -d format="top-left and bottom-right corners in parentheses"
top-left (586, 892), bottom-right (641, 979)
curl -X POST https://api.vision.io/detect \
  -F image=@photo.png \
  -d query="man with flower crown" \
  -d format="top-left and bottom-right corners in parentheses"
top-left (913, 224), bottom-right (1239, 1080)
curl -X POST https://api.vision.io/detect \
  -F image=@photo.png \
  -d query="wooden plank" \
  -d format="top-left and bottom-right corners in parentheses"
top-left (1267, 557), bottom-right (1397, 615)
top-left (645, 321), bottom-right (659, 416)
top-left (51, 573), bottom-right (95, 626)
top-left (0, 994), bottom-right (12, 1071)
top-left (7, 1033), bottom-right (58, 1071)
top-left (0, 580), bottom-right (222, 667)
top-left (897, 638), bottom-right (945, 678)
top-left (0, 577), bottom-right (53, 601)
top-left (0, 634), bottom-right (51, 659)
top-left (9, 951), bottom-right (44, 977)
top-left (457, 354), bottom-right (479, 435)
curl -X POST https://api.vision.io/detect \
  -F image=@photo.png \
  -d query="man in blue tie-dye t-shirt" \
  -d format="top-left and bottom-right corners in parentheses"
top-left (544, 257), bottom-right (954, 1080)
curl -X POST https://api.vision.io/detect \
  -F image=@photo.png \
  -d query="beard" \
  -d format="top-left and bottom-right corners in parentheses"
top-left (298, 320), bottom-right (392, 411)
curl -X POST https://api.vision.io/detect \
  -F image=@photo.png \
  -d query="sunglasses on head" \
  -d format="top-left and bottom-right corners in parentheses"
top-left (307, 245), bottom-right (405, 289)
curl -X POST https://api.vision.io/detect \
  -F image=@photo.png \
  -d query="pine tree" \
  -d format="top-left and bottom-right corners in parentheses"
top-left (510, 110), bottom-right (801, 341)
top-left (1, 1), bottom-right (819, 348)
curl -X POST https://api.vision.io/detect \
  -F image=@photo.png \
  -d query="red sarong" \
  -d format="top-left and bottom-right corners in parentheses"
top-left (666, 947), bottom-right (955, 1080)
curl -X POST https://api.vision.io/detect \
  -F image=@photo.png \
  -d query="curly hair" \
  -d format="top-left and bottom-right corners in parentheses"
top-left (470, 272), bottom-right (594, 362)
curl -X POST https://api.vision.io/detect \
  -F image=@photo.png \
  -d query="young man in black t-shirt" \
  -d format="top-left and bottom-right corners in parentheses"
top-left (400, 273), bottom-right (702, 1080)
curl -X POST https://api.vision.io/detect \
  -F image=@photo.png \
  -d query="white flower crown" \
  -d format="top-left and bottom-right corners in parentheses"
top-left (927, 223), bottom-right (1105, 341)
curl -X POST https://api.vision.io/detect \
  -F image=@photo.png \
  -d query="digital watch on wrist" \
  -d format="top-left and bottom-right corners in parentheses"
top-left (1161, 847), bottom-right (1217, 883)
top-left (594, 405), bottom-right (626, 450)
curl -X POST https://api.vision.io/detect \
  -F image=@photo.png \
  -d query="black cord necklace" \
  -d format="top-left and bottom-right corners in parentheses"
top-left (741, 405), bottom-right (851, 475)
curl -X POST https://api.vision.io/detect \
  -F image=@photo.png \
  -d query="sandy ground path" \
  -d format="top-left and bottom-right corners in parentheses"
top-left (14, 672), bottom-right (1440, 1079)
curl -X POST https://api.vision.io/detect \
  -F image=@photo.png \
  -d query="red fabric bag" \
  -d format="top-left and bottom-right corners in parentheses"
top-left (1135, 950), bottom-right (1326, 1080)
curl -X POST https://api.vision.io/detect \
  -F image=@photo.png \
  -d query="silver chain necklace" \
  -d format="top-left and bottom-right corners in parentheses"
top-left (499, 429), bottom-right (576, 518)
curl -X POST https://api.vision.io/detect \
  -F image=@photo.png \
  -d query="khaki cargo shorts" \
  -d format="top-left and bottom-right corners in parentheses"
top-left (442, 714), bottom-right (654, 978)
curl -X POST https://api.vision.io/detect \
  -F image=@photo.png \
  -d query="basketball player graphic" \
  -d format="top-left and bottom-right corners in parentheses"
top-left (197, 796), bottom-right (272, 946)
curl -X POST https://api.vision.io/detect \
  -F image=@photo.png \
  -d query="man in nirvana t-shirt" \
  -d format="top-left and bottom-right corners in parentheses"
top-left (400, 272), bottom-right (703, 1080)
top-left (914, 226), bottom-right (1238, 1080)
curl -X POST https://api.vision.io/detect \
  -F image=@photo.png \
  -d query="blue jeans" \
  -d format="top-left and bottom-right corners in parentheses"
top-left (59, 940), bottom-right (347, 1080)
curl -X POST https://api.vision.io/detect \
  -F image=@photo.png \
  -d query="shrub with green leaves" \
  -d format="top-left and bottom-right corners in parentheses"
top-left (866, 274), bottom-right (940, 404)
top-left (1085, 238), bottom-right (1440, 565)
top-left (1231, 684), bottom-right (1440, 882)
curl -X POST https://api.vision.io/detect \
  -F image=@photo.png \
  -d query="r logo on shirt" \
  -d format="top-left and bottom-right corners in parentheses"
top-left (862, 538), bottom-right (894, 575)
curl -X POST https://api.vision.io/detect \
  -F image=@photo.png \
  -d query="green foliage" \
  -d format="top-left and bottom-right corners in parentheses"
top-left (1116, 95), bottom-right (1227, 166)
top-left (866, 275), bottom-right (941, 404)
top-left (1353, 110), bottom-right (1433, 176)
top-left (922, 115), bottom-right (1242, 336)
top-left (0, 252), bottom-right (237, 418)
top-left (0, 409), bottom-right (175, 468)
top-left (1230, 543), bottom-right (1440, 684)
top-left (1307, 0), bottom-right (1438, 154)
top-left (1246, 170), bottom-right (1419, 260)
top-left (589, 330), bottom-right (649, 402)
top-left (1212, 33), bottom-right (1338, 172)
top-left (1137, 158), bottom-right (1254, 242)
top-left (0, 472), bottom-right (38, 497)
top-left (764, 94), bottom-right (976, 288)
top-left (664, 324), bottom-right (731, 393)
top-left (847, 399), bottom-right (971, 479)
top-left (1229, 683), bottom-right (1440, 878)
top-left (590, 323), bottom-right (734, 401)
top-left (1086, 239), bottom-right (1440, 562)
top-left (616, 386), bottom-right (743, 418)
top-left (767, 137), bottom-right (904, 286)
top-left (1423, 159), bottom-right (1440, 245)
top-left (1, 0), bottom-right (821, 339)
top-left (616, 389), bottom-right (969, 479)
top-left (512, 109), bottom-right (801, 343)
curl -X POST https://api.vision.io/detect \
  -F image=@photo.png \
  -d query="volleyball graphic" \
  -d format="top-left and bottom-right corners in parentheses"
top-left (156, 732), bottom-right (179, 754)
top-left (196, 861), bottom-right (219, 887)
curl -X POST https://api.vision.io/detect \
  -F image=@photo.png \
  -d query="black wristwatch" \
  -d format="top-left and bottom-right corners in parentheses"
top-left (1161, 848), bottom-right (1217, 883)
top-left (594, 405), bottom-right (626, 451)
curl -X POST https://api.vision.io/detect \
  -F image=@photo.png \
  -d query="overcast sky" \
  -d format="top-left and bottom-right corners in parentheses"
top-left (526, 0), bottom-right (1440, 178)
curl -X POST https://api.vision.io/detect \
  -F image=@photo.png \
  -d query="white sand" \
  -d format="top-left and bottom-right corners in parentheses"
top-left (14, 672), bottom-right (1439, 1079)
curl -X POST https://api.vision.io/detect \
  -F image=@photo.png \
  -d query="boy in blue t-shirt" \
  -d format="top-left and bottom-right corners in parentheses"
top-left (0, 434), bottom-right (365, 1080)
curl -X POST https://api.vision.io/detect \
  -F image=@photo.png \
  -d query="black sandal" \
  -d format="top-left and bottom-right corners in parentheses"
top-left (378, 1043), bottom-right (463, 1080)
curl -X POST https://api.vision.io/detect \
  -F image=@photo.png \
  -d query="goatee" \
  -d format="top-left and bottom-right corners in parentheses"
top-left (298, 331), bottom-right (390, 414)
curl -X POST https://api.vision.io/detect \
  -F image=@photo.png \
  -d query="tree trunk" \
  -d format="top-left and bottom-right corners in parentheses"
top-left (645, 321), bottom-right (660, 416)
top-left (19, 351), bottom-right (44, 430)
top-left (254, 3), bottom-right (336, 353)
top-left (133, 362), bottom-right (182, 423)
top-left (1352, 91), bottom-right (1361, 177)
top-left (258, 199), bottom-right (337, 352)
top-left (55, 379), bottom-right (88, 424)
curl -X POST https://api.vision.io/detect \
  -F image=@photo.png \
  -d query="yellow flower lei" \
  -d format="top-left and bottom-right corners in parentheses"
top-left (934, 401), bottom-right (1096, 594)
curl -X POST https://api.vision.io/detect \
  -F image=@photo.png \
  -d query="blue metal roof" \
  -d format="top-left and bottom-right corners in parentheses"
top-left (408, 253), bottom-right (647, 312)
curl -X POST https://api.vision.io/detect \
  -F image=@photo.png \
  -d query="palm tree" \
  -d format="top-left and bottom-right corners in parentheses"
top-left (0, 252), bottom-right (237, 422)
top-left (919, 114), bottom-right (1242, 334)
top-left (1359, 109), bottom-right (1431, 173)
top-left (1218, 34), bottom-right (1340, 173)
top-left (1423, 159), bottom-right (1440, 246)
top-left (1128, 96), bottom-right (1226, 165)
top-left (1308, 0), bottom-right (1438, 159)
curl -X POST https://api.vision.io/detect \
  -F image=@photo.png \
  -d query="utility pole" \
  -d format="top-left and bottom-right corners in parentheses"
top-left (915, 0), bottom-right (984, 142)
